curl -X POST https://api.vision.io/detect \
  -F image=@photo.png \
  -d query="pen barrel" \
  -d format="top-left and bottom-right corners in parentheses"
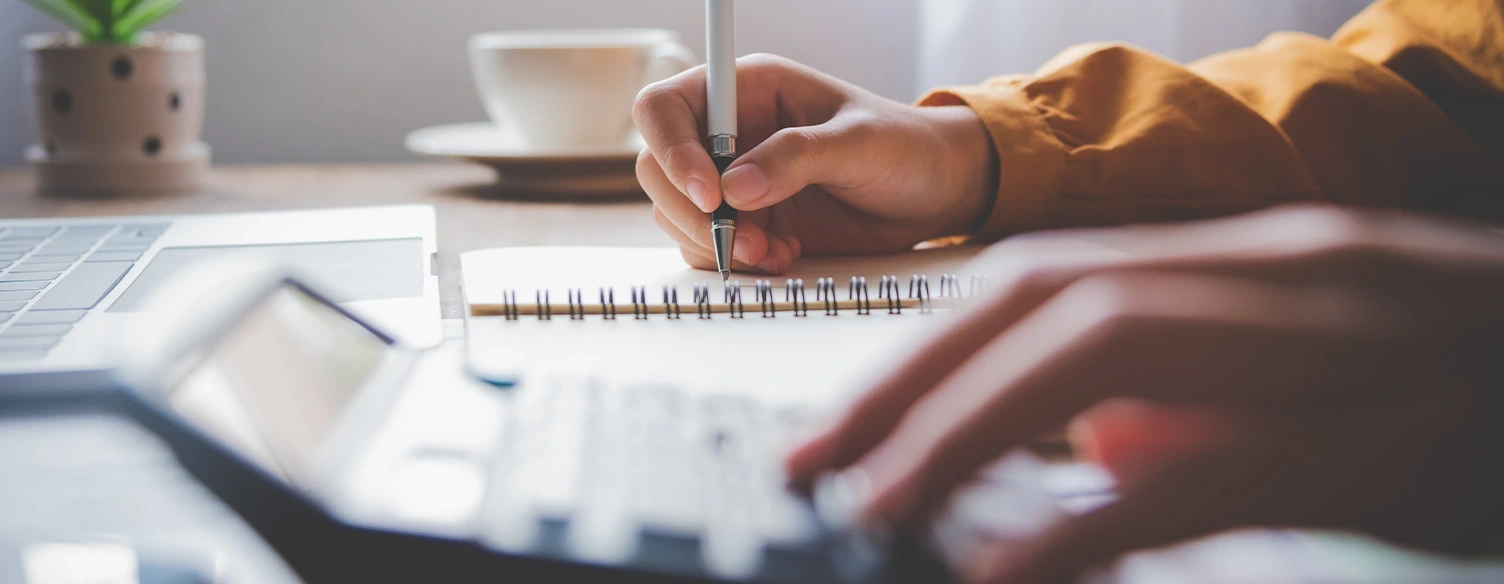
top-left (712, 152), bottom-right (736, 175)
top-left (711, 200), bottom-right (737, 223)
top-left (711, 153), bottom-right (738, 222)
top-left (706, 0), bottom-right (737, 137)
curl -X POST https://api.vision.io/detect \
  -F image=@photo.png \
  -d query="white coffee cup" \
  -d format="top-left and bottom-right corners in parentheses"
top-left (469, 28), bottom-right (696, 151)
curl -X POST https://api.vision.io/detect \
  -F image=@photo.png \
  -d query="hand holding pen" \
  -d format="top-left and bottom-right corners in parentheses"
top-left (632, 54), bottom-right (997, 275)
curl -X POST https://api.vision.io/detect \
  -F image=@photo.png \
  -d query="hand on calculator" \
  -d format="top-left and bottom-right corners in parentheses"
top-left (789, 205), bottom-right (1504, 583)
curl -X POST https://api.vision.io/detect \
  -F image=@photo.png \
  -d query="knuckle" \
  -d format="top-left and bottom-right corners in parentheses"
top-left (1281, 205), bottom-right (1380, 258)
top-left (661, 143), bottom-right (706, 174)
top-left (739, 52), bottom-right (791, 72)
top-left (632, 81), bottom-right (678, 122)
top-left (1052, 273), bottom-right (1155, 344)
top-left (635, 148), bottom-right (658, 175)
top-left (773, 128), bottom-right (819, 171)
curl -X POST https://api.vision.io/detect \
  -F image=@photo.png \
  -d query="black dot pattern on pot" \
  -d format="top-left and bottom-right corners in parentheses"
top-left (111, 56), bottom-right (133, 79)
top-left (169, 92), bottom-right (181, 111)
top-left (51, 90), bottom-right (72, 113)
top-left (143, 135), bottom-right (162, 156)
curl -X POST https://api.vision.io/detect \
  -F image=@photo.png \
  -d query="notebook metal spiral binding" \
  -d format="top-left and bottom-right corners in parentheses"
top-left (694, 283), bottom-right (713, 319)
top-left (535, 289), bottom-right (552, 320)
top-left (723, 280), bottom-right (746, 318)
top-left (816, 277), bottom-right (838, 315)
top-left (786, 278), bottom-right (808, 316)
top-left (664, 286), bottom-right (681, 319)
top-left (600, 288), bottom-right (616, 320)
top-left (567, 289), bottom-right (585, 320)
top-left (756, 280), bottom-right (777, 318)
top-left (630, 286), bottom-right (648, 320)
top-left (849, 276), bottom-right (871, 315)
top-left (909, 275), bottom-right (931, 314)
top-left (877, 275), bottom-right (903, 314)
top-left (479, 273), bottom-right (987, 319)
top-left (502, 290), bottom-right (520, 320)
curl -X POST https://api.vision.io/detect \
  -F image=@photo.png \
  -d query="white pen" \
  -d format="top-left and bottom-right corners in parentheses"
top-left (706, 0), bottom-right (738, 281)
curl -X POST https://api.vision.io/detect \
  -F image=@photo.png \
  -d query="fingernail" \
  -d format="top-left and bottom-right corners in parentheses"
top-left (722, 164), bottom-right (769, 206)
top-left (733, 233), bottom-right (754, 264)
top-left (686, 179), bottom-right (709, 211)
top-left (755, 255), bottom-right (781, 273)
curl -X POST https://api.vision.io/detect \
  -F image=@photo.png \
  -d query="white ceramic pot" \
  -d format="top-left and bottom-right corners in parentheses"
top-left (23, 32), bottom-right (210, 195)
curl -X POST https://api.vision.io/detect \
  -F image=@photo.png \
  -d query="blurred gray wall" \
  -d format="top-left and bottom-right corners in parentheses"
top-left (0, 0), bottom-right (920, 165)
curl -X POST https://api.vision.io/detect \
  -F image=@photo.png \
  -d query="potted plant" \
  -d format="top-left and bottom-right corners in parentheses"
top-left (20, 0), bottom-right (208, 195)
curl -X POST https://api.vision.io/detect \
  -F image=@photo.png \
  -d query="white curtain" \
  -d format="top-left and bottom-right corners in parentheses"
top-left (918, 0), bottom-right (1374, 92)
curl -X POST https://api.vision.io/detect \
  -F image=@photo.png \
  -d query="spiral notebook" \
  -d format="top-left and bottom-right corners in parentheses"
top-left (459, 245), bottom-right (1002, 405)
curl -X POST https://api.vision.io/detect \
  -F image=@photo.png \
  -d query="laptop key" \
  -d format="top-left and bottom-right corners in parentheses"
top-left (0, 281), bottom-right (49, 291)
top-left (0, 351), bottom-right (48, 362)
top-left (0, 336), bottom-right (62, 351)
top-left (6, 227), bottom-right (58, 238)
top-left (99, 242), bottom-right (151, 252)
top-left (0, 252), bottom-right (23, 261)
top-left (0, 291), bottom-right (39, 302)
top-left (31, 262), bottom-right (131, 311)
top-left (60, 225), bottom-right (117, 236)
top-left (12, 263), bottom-right (71, 273)
top-left (0, 272), bottom-right (61, 282)
top-left (86, 251), bottom-right (142, 262)
top-left (29, 254), bottom-right (80, 263)
top-left (15, 310), bottom-right (87, 324)
top-left (37, 245), bottom-right (94, 255)
top-left (1, 324), bottom-right (71, 338)
top-left (0, 301), bottom-right (24, 312)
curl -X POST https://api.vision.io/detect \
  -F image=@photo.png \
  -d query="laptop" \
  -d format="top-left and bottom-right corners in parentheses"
top-left (0, 205), bottom-right (441, 373)
top-left (83, 261), bottom-right (1087, 583)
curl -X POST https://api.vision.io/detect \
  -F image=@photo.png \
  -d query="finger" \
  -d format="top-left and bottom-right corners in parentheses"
top-left (1068, 399), bottom-right (1244, 484)
top-left (756, 231), bottom-right (797, 274)
top-left (978, 392), bottom-right (1485, 583)
top-left (642, 150), bottom-right (774, 267)
top-left (721, 118), bottom-right (874, 211)
top-left (653, 206), bottom-right (770, 274)
top-left (633, 65), bottom-right (721, 212)
top-left (972, 448), bottom-right (1282, 584)
top-left (855, 270), bottom-right (1415, 527)
top-left (789, 205), bottom-right (1484, 488)
top-left (786, 247), bottom-right (1127, 487)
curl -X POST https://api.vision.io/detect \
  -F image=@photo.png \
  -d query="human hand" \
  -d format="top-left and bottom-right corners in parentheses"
top-left (785, 204), bottom-right (1504, 582)
top-left (633, 54), bottom-right (997, 274)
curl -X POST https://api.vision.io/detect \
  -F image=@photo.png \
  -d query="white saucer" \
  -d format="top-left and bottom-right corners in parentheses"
top-left (405, 122), bottom-right (643, 197)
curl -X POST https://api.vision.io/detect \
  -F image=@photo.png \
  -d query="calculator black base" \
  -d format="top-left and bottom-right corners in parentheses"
top-left (12, 381), bottom-right (959, 584)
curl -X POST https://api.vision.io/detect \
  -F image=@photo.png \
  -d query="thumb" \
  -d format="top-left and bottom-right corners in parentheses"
top-left (721, 122), bottom-right (866, 211)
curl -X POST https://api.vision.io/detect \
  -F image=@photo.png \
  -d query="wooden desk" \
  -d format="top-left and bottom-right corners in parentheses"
top-left (0, 163), bottom-right (671, 318)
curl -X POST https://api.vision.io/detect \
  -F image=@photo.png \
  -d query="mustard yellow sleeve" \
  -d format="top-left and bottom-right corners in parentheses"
top-left (921, 0), bottom-right (1504, 240)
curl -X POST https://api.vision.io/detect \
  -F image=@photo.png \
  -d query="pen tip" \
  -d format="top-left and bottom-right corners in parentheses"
top-left (721, 271), bottom-right (730, 282)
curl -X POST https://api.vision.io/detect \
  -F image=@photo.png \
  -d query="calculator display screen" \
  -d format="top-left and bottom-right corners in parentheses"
top-left (164, 284), bottom-right (390, 488)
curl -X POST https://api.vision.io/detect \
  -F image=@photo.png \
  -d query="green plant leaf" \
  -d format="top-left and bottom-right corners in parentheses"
top-left (20, 0), bottom-right (102, 38)
top-left (112, 0), bottom-right (137, 18)
top-left (113, 0), bottom-right (186, 40)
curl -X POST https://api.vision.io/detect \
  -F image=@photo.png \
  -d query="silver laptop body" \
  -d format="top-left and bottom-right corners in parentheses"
top-left (0, 205), bottom-right (441, 373)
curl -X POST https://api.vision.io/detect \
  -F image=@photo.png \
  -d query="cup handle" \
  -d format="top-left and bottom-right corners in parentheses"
top-left (644, 40), bottom-right (699, 87)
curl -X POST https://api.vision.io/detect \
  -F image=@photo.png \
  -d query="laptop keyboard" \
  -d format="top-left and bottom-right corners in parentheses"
top-left (421, 375), bottom-right (1104, 582)
top-left (0, 222), bottom-right (168, 362)
top-left (478, 378), bottom-right (827, 579)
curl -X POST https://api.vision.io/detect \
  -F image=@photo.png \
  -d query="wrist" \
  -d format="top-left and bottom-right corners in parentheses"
top-left (922, 105), bottom-right (999, 238)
